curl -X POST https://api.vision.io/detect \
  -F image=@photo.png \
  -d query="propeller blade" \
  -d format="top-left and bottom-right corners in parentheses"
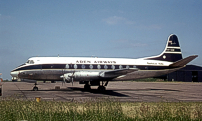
top-left (72, 77), bottom-right (73, 86)
top-left (71, 71), bottom-right (75, 86)
top-left (62, 75), bottom-right (66, 86)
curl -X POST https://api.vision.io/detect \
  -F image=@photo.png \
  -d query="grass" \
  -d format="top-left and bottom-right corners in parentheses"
top-left (122, 102), bottom-right (202, 120)
top-left (0, 98), bottom-right (202, 121)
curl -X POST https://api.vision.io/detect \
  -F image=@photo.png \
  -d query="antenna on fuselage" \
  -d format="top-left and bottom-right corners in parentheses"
top-left (92, 55), bottom-right (98, 58)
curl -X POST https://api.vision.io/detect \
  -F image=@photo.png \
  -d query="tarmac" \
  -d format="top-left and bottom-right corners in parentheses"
top-left (0, 81), bottom-right (202, 102)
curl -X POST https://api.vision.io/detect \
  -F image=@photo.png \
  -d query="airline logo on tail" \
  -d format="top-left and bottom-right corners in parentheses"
top-left (168, 40), bottom-right (176, 45)
top-left (145, 34), bottom-right (183, 62)
top-left (167, 34), bottom-right (180, 47)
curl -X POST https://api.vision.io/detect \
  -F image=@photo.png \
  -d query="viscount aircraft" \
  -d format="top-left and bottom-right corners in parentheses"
top-left (11, 34), bottom-right (198, 91)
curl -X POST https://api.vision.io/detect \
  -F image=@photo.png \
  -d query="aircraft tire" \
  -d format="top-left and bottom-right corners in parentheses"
top-left (33, 87), bottom-right (38, 91)
top-left (84, 84), bottom-right (91, 91)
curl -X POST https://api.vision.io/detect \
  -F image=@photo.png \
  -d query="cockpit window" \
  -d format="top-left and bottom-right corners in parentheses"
top-left (26, 60), bottom-right (34, 64)
top-left (30, 60), bottom-right (34, 64)
top-left (26, 60), bottom-right (30, 64)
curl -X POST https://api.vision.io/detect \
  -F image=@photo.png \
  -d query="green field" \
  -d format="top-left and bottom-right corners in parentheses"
top-left (0, 98), bottom-right (202, 121)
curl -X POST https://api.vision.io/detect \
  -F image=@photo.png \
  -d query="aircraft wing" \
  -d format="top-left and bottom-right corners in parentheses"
top-left (100, 68), bottom-right (139, 78)
top-left (169, 55), bottom-right (198, 67)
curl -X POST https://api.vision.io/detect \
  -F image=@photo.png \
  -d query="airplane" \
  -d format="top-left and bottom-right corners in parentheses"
top-left (10, 34), bottom-right (198, 91)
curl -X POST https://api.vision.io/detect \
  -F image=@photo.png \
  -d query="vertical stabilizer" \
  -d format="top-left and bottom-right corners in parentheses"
top-left (145, 34), bottom-right (183, 62)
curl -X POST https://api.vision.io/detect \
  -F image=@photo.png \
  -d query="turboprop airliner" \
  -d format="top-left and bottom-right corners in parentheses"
top-left (11, 34), bottom-right (198, 91)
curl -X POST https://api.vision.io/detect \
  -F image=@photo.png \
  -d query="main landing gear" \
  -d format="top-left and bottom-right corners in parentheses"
top-left (97, 86), bottom-right (106, 91)
top-left (33, 82), bottom-right (38, 91)
top-left (84, 83), bottom-right (91, 90)
top-left (84, 81), bottom-right (108, 91)
top-left (97, 81), bottom-right (108, 91)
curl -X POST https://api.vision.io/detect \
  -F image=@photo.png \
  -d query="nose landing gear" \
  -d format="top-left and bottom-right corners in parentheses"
top-left (33, 82), bottom-right (38, 91)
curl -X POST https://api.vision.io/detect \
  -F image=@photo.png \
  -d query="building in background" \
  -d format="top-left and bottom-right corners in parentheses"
top-left (167, 65), bottom-right (202, 82)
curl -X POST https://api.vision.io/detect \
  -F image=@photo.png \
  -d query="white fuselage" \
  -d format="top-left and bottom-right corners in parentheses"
top-left (11, 56), bottom-right (174, 81)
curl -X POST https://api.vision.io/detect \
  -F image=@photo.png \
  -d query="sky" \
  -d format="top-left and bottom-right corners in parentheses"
top-left (0, 0), bottom-right (202, 79)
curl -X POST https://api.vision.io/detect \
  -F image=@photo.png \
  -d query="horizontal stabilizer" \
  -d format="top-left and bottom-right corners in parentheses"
top-left (169, 55), bottom-right (198, 67)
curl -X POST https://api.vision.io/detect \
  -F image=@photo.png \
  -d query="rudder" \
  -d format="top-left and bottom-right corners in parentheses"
top-left (145, 34), bottom-right (183, 62)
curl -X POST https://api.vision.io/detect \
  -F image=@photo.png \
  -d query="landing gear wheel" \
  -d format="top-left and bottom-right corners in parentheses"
top-left (84, 84), bottom-right (91, 91)
top-left (33, 86), bottom-right (38, 91)
top-left (33, 82), bottom-right (38, 91)
top-left (98, 86), bottom-right (106, 91)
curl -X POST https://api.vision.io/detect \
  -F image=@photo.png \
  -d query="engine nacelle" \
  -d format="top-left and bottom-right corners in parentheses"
top-left (62, 71), bottom-right (101, 81)
top-left (74, 71), bottom-right (100, 79)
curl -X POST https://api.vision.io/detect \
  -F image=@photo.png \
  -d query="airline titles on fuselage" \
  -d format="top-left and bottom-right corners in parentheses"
top-left (76, 60), bottom-right (164, 65)
top-left (76, 60), bottom-right (116, 64)
top-left (147, 62), bottom-right (164, 65)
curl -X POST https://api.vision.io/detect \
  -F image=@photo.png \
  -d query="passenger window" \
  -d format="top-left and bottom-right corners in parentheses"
top-left (81, 64), bottom-right (85, 69)
top-left (65, 64), bottom-right (69, 69)
top-left (119, 65), bottom-right (123, 69)
top-left (74, 64), bottom-right (77, 69)
top-left (89, 64), bottom-right (93, 69)
top-left (97, 65), bottom-right (101, 69)
top-left (104, 65), bottom-right (108, 69)
top-left (111, 65), bottom-right (115, 70)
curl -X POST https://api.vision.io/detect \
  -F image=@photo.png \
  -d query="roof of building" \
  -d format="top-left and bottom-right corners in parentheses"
top-left (180, 65), bottom-right (202, 71)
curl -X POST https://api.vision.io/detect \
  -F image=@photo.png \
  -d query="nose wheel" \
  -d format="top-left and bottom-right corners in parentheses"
top-left (33, 82), bottom-right (38, 91)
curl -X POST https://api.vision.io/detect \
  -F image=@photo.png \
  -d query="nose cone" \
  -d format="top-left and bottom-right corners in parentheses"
top-left (10, 71), bottom-right (19, 77)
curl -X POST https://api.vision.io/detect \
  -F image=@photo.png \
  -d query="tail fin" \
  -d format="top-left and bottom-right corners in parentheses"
top-left (145, 34), bottom-right (183, 62)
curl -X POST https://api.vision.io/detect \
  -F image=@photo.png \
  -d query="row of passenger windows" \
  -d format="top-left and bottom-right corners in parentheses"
top-left (14, 64), bottom-right (137, 72)
top-left (65, 64), bottom-right (136, 69)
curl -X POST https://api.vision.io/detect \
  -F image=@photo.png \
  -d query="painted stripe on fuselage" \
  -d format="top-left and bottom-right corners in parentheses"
top-left (164, 52), bottom-right (182, 54)
top-left (12, 63), bottom-right (169, 72)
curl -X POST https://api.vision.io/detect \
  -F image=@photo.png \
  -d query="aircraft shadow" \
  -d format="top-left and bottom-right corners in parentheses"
top-left (13, 88), bottom-right (180, 92)
top-left (14, 88), bottom-right (129, 97)
top-left (68, 87), bottom-right (129, 97)
top-left (12, 87), bottom-right (179, 98)
top-left (111, 88), bottom-right (181, 92)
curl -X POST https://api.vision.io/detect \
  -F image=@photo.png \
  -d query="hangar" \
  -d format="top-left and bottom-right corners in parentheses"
top-left (167, 65), bottom-right (202, 82)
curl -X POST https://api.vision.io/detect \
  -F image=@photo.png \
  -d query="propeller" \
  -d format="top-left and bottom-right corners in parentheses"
top-left (68, 71), bottom-right (75, 86)
top-left (59, 75), bottom-right (66, 86)
top-left (71, 77), bottom-right (74, 86)
top-left (60, 71), bottom-right (75, 86)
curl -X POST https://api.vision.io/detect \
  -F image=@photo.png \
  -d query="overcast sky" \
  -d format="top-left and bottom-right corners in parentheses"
top-left (0, 0), bottom-right (202, 79)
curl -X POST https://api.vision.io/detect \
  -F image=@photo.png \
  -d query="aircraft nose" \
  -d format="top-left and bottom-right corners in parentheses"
top-left (10, 71), bottom-right (19, 77)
